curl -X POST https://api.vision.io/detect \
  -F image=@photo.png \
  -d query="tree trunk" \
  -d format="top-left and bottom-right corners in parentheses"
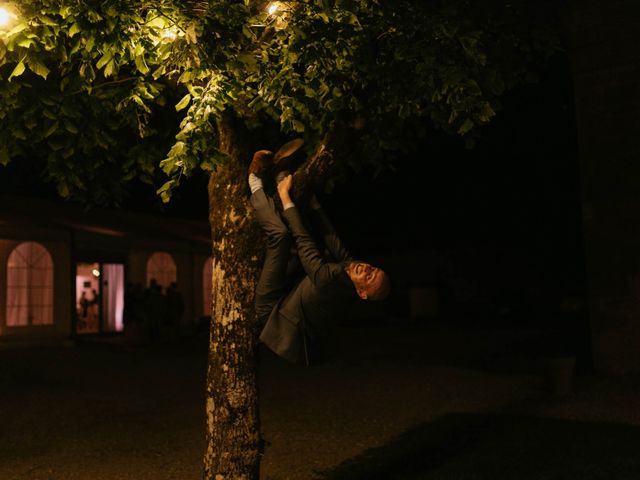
top-left (201, 114), bottom-right (345, 479)
top-left (203, 115), bottom-right (263, 480)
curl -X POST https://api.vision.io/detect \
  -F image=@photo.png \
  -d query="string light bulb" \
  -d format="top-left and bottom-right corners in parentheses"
top-left (0, 6), bottom-right (17, 27)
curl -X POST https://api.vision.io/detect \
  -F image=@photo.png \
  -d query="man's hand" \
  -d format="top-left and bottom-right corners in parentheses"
top-left (277, 174), bottom-right (293, 205)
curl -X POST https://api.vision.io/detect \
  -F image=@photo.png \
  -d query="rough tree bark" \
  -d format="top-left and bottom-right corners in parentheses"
top-left (202, 114), bottom-right (349, 479)
top-left (204, 114), bottom-right (263, 480)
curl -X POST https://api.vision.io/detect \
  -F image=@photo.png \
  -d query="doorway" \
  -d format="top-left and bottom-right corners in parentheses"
top-left (75, 262), bottom-right (124, 335)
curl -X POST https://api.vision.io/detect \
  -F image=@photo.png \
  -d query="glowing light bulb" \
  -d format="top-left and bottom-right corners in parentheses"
top-left (92, 269), bottom-right (100, 277)
top-left (267, 2), bottom-right (279, 15)
top-left (0, 7), bottom-right (14, 26)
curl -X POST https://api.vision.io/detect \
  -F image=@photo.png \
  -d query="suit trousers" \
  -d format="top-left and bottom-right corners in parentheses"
top-left (251, 189), bottom-right (297, 322)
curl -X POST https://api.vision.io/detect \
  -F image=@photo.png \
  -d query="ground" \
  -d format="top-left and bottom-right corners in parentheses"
top-left (1, 319), bottom-right (639, 480)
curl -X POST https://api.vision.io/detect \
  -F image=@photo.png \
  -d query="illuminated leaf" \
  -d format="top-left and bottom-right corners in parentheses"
top-left (6, 22), bottom-right (28, 37)
top-left (0, 0), bottom-right (557, 207)
top-left (39, 16), bottom-right (58, 27)
top-left (68, 23), bottom-right (81, 38)
top-left (167, 141), bottom-right (185, 157)
top-left (8, 61), bottom-right (25, 81)
top-left (175, 94), bottom-right (191, 112)
top-left (135, 54), bottom-right (149, 75)
top-left (17, 38), bottom-right (36, 48)
top-left (96, 52), bottom-right (112, 70)
top-left (185, 24), bottom-right (197, 44)
top-left (103, 59), bottom-right (117, 77)
top-left (178, 70), bottom-right (193, 84)
top-left (27, 58), bottom-right (50, 79)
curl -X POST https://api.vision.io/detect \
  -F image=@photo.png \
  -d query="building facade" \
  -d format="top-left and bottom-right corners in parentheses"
top-left (0, 194), bottom-right (212, 343)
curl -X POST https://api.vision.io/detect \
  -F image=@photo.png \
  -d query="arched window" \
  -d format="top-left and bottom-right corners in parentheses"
top-left (203, 256), bottom-right (213, 316)
top-left (6, 241), bottom-right (54, 326)
top-left (146, 252), bottom-right (176, 292)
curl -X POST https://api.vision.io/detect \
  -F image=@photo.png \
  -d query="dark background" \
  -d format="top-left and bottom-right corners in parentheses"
top-left (324, 51), bottom-right (585, 329)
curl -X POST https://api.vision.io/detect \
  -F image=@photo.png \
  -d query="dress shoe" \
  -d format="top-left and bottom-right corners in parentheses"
top-left (249, 150), bottom-right (274, 177)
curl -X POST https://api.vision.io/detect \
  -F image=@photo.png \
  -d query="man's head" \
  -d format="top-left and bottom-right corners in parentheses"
top-left (346, 261), bottom-right (391, 301)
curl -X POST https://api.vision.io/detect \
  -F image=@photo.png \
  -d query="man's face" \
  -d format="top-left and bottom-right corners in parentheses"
top-left (349, 262), bottom-right (386, 300)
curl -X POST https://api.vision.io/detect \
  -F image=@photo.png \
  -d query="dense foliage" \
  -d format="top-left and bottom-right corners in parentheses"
top-left (0, 0), bottom-right (555, 203)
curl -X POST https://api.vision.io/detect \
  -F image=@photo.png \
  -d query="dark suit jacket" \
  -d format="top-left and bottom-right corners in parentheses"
top-left (259, 205), bottom-right (357, 363)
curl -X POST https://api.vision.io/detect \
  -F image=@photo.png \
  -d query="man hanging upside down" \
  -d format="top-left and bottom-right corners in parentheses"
top-left (248, 147), bottom-right (390, 365)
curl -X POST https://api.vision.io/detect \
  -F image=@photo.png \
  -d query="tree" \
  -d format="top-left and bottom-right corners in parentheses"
top-left (0, 1), bottom-right (556, 477)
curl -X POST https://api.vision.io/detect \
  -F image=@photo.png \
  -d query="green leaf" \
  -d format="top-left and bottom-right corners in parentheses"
top-left (85, 36), bottom-right (95, 52)
top-left (96, 52), bottom-right (112, 70)
top-left (134, 54), bottom-right (149, 75)
top-left (477, 103), bottom-right (495, 123)
top-left (27, 58), bottom-right (50, 80)
top-left (39, 16), bottom-right (58, 27)
top-left (103, 59), bottom-right (117, 77)
top-left (291, 120), bottom-right (305, 132)
top-left (175, 94), bottom-right (191, 112)
top-left (152, 65), bottom-right (166, 80)
top-left (44, 121), bottom-right (60, 138)
top-left (79, 62), bottom-right (95, 81)
top-left (167, 141), bottom-right (185, 158)
top-left (457, 118), bottom-right (474, 135)
top-left (238, 53), bottom-right (257, 71)
top-left (24, 116), bottom-right (38, 130)
top-left (157, 180), bottom-right (176, 203)
top-left (47, 138), bottom-right (66, 151)
top-left (12, 129), bottom-right (27, 140)
top-left (8, 61), bottom-right (25, 81)
top-left (64, 121), bottom-right (79, 134)
top-left (178, 70), bottom-right (193, 84)
top-left (6, 22), bottom-right (28, 37)
top-left (57, 182), bottom-right (70, 198)
top-left (185, 24), bottom-right (198, 44)
top-left (68, 23), bottom-right (81, 38)
top-left (16, 38), bottom-right (36, 49)
top-left (0, 148), bottom-right (9, 166)
top-left (43, 109), bottom-right (57, 120)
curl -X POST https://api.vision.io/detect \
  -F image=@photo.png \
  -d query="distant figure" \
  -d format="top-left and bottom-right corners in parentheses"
top-left (144, 278), bottom-right (166, 341)
top-left (124, 282), bottom-right (145, 325)
top-left (166, 282), bottom-right (185, 328)
top-left (79, 291), bottom-right (89, 318)
top-left (248, 147), bottom-right (390, 365)
top-left (90, 288), bottom-right (100, 315)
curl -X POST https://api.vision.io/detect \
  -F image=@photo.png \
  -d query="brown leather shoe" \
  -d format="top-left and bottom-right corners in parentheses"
top-left (249, 150), bottom-right (274, 177)
top-left (273, 138), bottom-right (305, 176)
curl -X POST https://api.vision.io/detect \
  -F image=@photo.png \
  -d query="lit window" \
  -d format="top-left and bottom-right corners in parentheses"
top-left (6, 242), bottom-right (54, 327)
top-left (203, 256), bottom-right (212, 316)
top-left (146, 252), bottom-right (177, 292)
